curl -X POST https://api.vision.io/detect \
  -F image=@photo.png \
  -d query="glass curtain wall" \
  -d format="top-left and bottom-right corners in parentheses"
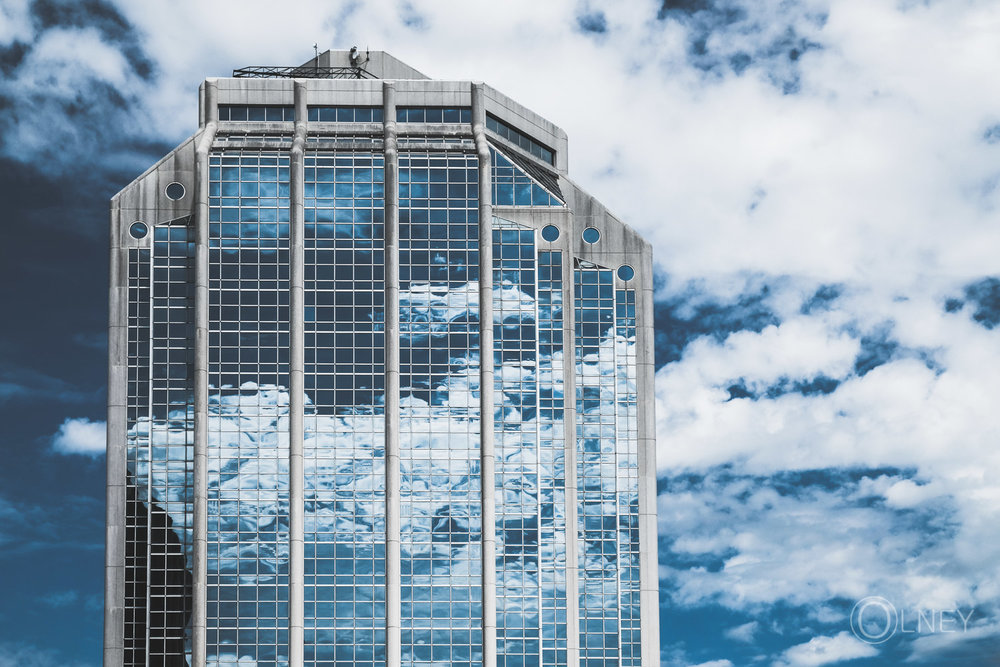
top-left (302, 152), bottom-right (387, 666)
top-left (574, 263), bottom-right (642, 667)
top-left (397, 151), bottom-right (483, 667)
top-left (491, 222), bottom-right (569, 667)
top-left (207, 151), bottom-right (292, 666)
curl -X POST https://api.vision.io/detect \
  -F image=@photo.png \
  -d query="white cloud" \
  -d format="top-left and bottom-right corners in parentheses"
top-left (690, 660), bottom-right (735, 667)
top-left (724, 621), bottom-right (759, 643)
top-left (0, 641), bottom-right (93, 667)
top-left (775, 632), bottom-right (878, 666)
top-left (51, 418), bottom-right (106, 457)
top-left (0, 0), bottom-right (31, 47)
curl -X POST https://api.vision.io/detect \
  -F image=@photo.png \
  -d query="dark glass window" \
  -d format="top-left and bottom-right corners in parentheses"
top-left (582, 227), bottom-right (600, 244)
top-left (165, 182), bottom-right (185, 201)
top-left (541, 225), bottom-right (560, 242)
top-left (617, 265), bottom-right (635, 281)
top-left (218, 105), bottom-right (295, 122)
top-left (307, 106), bottom-right (384, 122)
top-left (486, 114), bottom-right (555, 165)
top-left (396, 107), bottom-right (472, 123)
top-left (129, 221), bottom-right (148, 239)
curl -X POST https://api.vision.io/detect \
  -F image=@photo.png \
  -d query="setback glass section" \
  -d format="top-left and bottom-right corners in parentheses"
top-left (398, 151), bottom-right (483, 667)
top-left (614, 289), bottom-right (640, 666)
top-left (536, 250), bottom-right (568, 665)
top-left (573, 264), bottom-right (642, 667)
top-left (126, 224), bottom-right (197, 666)
top-left (492, 221), bottom-right (569, 667)
top-left (303, 152), bottom-right (387, 666)
top-left (490, 148), bottom-right (562, 208)
top-left (125, 245), bottom-right (152, 666)
top-left (207, 151), bottom-right (292, 666)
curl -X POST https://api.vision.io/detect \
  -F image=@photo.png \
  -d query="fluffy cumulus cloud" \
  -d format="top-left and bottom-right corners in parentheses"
top-left (51, 417), bottom-right (106, 456)
top-left (5, 0), bottom-right (1000, 663)
top-left (775, 631), bottom-right (877, 666)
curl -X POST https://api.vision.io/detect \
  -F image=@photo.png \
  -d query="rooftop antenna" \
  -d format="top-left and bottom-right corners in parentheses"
top-left (313, 43), bottom-right (318, 74)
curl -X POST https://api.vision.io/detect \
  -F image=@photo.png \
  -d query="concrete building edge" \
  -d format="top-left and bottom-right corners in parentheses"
top-left (473, 83), bottom-right (498, 667)
top-left (561, 225), bottom-right (582, 667)
top-left (637, 248), bottom-right (660, 666)
top-left (192, 79), bottom-right (219, 667)
top-left (105, 201), bottom-right (127, 667)
top-left (288, 81), bottom-right (308, 666)
top-left (383, 80), bottom-right (402, 667)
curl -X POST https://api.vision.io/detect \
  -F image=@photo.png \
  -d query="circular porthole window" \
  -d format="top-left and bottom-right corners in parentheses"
top-left (129, 221), bottom-right (149, 239)
top-left (165, 182), bottom-right (186, 201)
top-left (541, 225), bottom-right (560, 242)
top-left (582, 227), bottom-right (600, 244)
top-left (617, 265), bottom-right (635, 281)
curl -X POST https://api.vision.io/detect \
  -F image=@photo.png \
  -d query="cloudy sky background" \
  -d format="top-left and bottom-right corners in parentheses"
top-left (2, 0), bottom-right (999, 664)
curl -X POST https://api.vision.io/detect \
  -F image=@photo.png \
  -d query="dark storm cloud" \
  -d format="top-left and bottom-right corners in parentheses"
top-left (948, 276), bottom-right (1000, 330)
top-left (657, 0), bottom-right (825, 93)
top-left (653, 274), bottom-right (781, 368)
top-left (29, 0), bottom-right (155, 78)
top-left (576, 10), bottom-right (608, 34)
top-left (0, 0), bottom-right (165, 175)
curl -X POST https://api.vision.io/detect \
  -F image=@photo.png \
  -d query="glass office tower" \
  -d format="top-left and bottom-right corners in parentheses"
top-left (107, 50), bottom-right (657, 667)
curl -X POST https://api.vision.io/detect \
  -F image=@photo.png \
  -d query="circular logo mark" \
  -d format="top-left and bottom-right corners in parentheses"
top-left (850, 596), bottom-right (898, 644)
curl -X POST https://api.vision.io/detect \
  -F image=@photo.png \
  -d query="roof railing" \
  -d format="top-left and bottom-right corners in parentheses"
top-left (232, 65), bottom-right (377, 79)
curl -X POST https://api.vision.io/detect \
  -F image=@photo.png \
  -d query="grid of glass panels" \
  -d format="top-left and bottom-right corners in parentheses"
top-left (614, 289), bottom-right (640, 666)
top-left (147, 224), bottom-right (196, 664)
top-left (493, 222), bottom-right (541, 667)
top-left (398, 151), bottom-right (483, 667)
top-left (303, 152), bottom-right (387, 666)
top-left (308, 106), bottom-right (384, 122)
top-left (536, 250), bottom-right (568, 665)
top-left (486, 115), bottom-right (554, 165)
top-left (125, 224), bottom-right (199, 664)
top-left (219, 105), bottom-right (296, 122)
top-left (397, 107), bottom-right (471, 123)
top-left (490, 148), bottom-right (562, 207)
top-left (207, 151), bottom-right (291, 666)
top-left (491, 226), bottom-right (569, 667)
top-left (574, 263), bottom-right (621, 667)
top-left (125, 246), bottom-right (151, 665)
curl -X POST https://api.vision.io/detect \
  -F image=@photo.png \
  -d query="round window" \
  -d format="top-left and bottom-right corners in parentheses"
top-left (541, 225), bottom-right (560, 242)
top-left (617, 265), bottom-right (635, 281)
top-left (165, 182), bottom-right (186, 201)
top-left (582, 227), bottom-right (600, 244)
top-left (129, 221), bottom-right (148, 239)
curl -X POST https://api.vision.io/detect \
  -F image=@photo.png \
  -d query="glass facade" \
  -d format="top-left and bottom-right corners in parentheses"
top-left (116, 73), bottom-right (651, 667)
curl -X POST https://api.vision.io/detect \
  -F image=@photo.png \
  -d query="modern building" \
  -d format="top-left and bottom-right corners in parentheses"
top-left (107, 49), bottom-right (657, 667)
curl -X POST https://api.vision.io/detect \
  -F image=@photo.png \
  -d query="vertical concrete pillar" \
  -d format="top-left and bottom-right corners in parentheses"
top-left (561, 241), bottom-right (581, 667)
top-left (288, 81), bottom-right (308, 667)
top-left (472, 83), bottom-right (497, 667)
top-left (104, 204), bottom-right (128, 667)
top-left (635, 246), bottom-right (660, 667)
top-left (382, 80), bottom-right (402, 667)
top-left (192, 78), bottom-right (219, 667)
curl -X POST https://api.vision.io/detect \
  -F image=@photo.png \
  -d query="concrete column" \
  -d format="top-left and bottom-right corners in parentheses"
top-left (192, 78), bottom-right (219, 667)
top-left (382, 80), bottom-right (402, 667)
top-left (288, 81), bottom-right (308, 667)
top-left (635, 247), bottom-right (660, 666)
top-left (104, 204), bottom-right (128, 667)
top-left (472, 83), bottom-right (497, 667)
top-left (561, 241), bottom-right (581, 667)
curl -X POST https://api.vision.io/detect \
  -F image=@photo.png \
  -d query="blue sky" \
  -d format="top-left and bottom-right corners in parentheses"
top-left (2, 0), bottom-right (999, 665)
